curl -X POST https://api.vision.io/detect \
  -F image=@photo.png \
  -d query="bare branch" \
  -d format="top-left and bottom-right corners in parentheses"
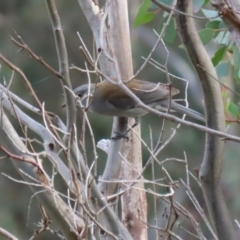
top-left (175, 0), bottom-right (236, 239)
top-left (45, 0), bottom-right (76, 141)
top-left (0, 227), bottom-right (18, 240)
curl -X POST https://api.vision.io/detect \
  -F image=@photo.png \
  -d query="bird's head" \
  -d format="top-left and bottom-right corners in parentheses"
top-left (73, 84), bottom-right (96, 107)
top-left (73, 84), bottom-right (95, 98)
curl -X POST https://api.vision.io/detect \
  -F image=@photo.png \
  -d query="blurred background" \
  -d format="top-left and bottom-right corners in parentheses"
top-left (0, 1), bottom-right (239, 239)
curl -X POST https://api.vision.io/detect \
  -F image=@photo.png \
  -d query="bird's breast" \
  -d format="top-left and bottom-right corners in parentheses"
top-left (89, 98), bottom-right (147, 117)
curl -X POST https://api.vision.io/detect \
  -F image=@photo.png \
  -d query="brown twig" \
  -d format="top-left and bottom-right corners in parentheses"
top-left (225, 118), bottom-right (240, 124)
top-left (0, 54), bottom-right (43, 110)
top-left (0, 145), bottom-right (40, 169)
top-left (0, 54), bottom-right (68, 154)
top-left (29, 205), bottom-right (52, 240)
top-left (10, 31), bottom-right (62, 79)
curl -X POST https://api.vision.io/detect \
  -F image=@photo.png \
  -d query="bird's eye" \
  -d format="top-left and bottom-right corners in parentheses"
top-left (77, 93), bottom-right (82, 98)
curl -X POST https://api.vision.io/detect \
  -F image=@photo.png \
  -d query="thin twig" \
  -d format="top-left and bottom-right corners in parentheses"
top-left (10, 32), bottom-right (62, 78)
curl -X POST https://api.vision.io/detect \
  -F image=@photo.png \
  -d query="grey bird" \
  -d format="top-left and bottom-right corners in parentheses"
top-left (73, 79), bottom-right (204, 138)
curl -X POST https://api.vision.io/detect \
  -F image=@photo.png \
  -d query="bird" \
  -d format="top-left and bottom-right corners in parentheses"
top-left (73, 79), bottom-right (204, 139)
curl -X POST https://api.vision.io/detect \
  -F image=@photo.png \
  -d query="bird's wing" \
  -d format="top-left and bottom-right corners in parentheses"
top-left (97, 79), bottom-right (179, 110)
top-left (98, 81), bottom-right (136, 109)
top-left (128, 79), bottom-right (179, 104)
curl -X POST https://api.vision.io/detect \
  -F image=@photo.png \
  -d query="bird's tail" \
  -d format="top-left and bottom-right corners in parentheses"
top-left (159, 101), bottom-right (205, 122)
top-left (170, 102), bottom-right (205, 122)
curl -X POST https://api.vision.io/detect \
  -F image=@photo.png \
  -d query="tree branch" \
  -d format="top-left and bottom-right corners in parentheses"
top-left (175, 0), bottom-right (236, 239)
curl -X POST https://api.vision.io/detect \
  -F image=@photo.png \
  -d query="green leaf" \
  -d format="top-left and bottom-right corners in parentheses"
top-left (134, 0), bottom-right (152, 28)
top-left (216, 62), bottom-right (229, 78)
top-left (227, 40), bottom-right (235, 49)
top-left (214, 31), bottom-right (230, 44)
top-left (232, 46), bottom-right (240, 82)
top-left (233, 63), bottom-right (240, 81)
top-left (198, 28), bottom-right (215, 45)
top-left (140, 12), bottom-right (154, 24)
top-left (202, 9), bottom-right (219, 19)
top-left (219, 21), bottom-right (226, 28)
top-left (161, 0), bottom-right (173, 4)
top-left (193, 0), bottom-right (204, 13)
top-left (212, 45), bottom-right (227, 66)
top-left (227, 102), bottom-right (239, 116)
top-left (179, 44), bottom-right (185, 49)
top-left (158, 16), bottom-right (176, 43)
top-left (203, 0), bottom-right (210, 6)
top-left (233, 66), bottom-right (240, 83)
top-left (233, 46), bottom-right (240, 66)
top-left (163, 18), bottom-right (176, 43)
top-left (205, 20), bottom-right (221, 29)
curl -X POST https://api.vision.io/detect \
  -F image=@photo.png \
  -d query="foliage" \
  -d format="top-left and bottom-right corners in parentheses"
top-left (135, 0), bottom-right (240, 122)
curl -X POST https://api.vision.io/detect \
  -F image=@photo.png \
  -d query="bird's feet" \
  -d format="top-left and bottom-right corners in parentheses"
top-left (111, 132), bottom-right (129, 141)
top-left (111, 117), bottom-right (140, 141)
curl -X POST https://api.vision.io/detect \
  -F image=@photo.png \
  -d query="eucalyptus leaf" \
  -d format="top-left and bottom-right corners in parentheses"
top-left (163, 18), bottom-right (176, 43)
top-left (193, 0), bottom-right (204, 13)
top-left (216, 62), bottom-right (229, 78)
top-left (198, 28), bottom-right (215, 45)
top-left (206, 20), bottom-right (221, 29)
top-left (202, 8), bottom-right (219, 19)
top-left (227, 102), bottom-right (239, 116)
top-left (134, 0), bottom-right (152, 28)
top-left (212, 46), bottom-right (227, 66)
top-left (203, 0), bottom-right (211, 6)
top-left (214, 31), bottom-right (230, 45)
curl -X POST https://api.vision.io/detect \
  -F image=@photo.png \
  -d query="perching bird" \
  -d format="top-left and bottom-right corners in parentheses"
top-left (73, 79), bottom-right (204, 138)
